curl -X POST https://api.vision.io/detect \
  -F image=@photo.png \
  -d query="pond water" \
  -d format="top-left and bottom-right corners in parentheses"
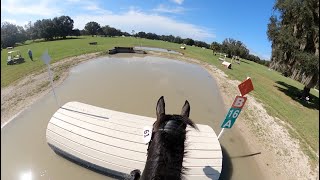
top-left (1, 55), bottom-right (263, 180)
top-left (134, 46), bottom-right (183, 55)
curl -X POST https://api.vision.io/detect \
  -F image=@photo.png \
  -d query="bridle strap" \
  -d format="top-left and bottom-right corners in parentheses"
top-left (146, 120), bottom-right (185, 153)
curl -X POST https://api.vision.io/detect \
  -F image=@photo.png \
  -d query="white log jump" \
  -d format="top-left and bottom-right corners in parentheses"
top-left (46, 101), bottom-right (223, 180)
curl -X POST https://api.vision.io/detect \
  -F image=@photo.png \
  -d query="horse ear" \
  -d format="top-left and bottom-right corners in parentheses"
top-left (181, 100), bottom-right (190, 117)
top-left (156, 96), bottom-right (165, 119)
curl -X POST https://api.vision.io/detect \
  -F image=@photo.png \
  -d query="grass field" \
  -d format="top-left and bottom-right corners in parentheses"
top-left (1, 36), bottom-right (319, 162)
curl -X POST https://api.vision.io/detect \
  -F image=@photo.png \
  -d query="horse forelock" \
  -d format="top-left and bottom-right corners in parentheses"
top-left (142, 114), bottom-right (197, 179)
top-left (154, 114), bottom-right (198, 132)
top-left (146, 132), bottom-right (184, 179)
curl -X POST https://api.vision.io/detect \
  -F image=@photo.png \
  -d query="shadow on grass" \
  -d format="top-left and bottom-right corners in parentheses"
top-left (6, 58), bottom-right (26, 65)
top-left (218, 146), bottom-right (233, 180)
top-left (275, 81), bottom-right (319, 110)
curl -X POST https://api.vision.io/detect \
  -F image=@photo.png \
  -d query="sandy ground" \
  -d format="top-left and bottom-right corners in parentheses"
top-left (203, 64), bottom-right (318, 180)
top-left (1, 51), bottom-right (318, 179)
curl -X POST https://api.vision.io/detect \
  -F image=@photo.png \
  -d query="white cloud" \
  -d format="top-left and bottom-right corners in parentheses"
top-left (171, 0), bottom-right (184, 5)
top-left (85, 4), bottom-right (100, 11)
top-left (1, 19), bottom-right (30, 26)
top-left (83, 4), bottom-right (111, 14)
top-left (260, 54), bottom-right (271, 60)
top-left (1, 0), bottom-right (214, 42)
top-left (73, 9), bottom-right (215, 42)
top-left (250, 50), bottom-right (271, 60)
top-left (153, 4), bottom-right (186, 14)
top-left (65, 0), bottom-right (111, 14)
top-left (2, 19), bottom-right (17, 24)
top-left (1, 0), bottom-right (62, 16)
top-left (66, 0), bottom-right (81, 2)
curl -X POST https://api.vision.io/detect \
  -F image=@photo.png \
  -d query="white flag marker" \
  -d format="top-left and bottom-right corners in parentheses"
top-left (41, 50), bottom-right (60, 107)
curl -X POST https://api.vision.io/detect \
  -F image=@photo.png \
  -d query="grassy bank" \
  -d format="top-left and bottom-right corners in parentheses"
top-left (1, 36), bottom-right (318, 162)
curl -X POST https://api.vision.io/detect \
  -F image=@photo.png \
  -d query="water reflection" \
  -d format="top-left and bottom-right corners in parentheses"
top-left (20, 171), bottom-right (32, 180)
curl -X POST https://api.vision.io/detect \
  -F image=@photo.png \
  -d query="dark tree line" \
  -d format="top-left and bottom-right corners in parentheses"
top-left (132, 32), bottom-right (210, 48)
top-left (1, 15), bottom-right (79, 47)
top-left (1, 22), bottom-right (27, 47)
top-left (32, 15), bottom-right (76, 41)
top-left (267, 0), bottom-right (319, 96)
top-left (210, 38), bottom-right (270, 67)
top-left (82, 21), bottom-right (211, 48)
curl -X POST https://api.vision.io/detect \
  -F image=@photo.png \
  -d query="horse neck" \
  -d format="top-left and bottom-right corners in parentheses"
top-left (141, 132), bottom-right (186, 180)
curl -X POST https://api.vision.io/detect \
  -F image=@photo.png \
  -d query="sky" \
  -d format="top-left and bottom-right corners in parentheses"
top-left (1, 0), bottom-right (276, 60)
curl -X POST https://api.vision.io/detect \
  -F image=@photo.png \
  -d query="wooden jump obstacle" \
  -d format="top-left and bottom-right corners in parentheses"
top-left (218, 53), bottom-right (226, 62)
top-left (108, 47), bottom-right (146, 54)
top-left (46, 102), bottom-right (222, 179)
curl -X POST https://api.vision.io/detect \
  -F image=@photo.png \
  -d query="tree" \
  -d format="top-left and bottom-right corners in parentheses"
top-left (80, 29), bottom-right (89, 35)
top-left (246, 54), bottom-right (261, 62)
top-left (167, 35), bottom-right (175, 42)
top-left (136, 31), bottom-right (147, 38)
top-left (33, 20), bottom-right (43, 39)
top-left (1, 22), bottom-right (27, 47)
top-left (183, 38), bottom-right (195, 46)
top-left (32, 19), bottom-right (57, 40)
top-left (97, 27), bottom-right (105, 36)
top-left (84, 21), bottom-right (101, 36)
top-left (71, 29), bottom-right (81, 36)
top-left (39, 19), bottom-right (56, 40)
top-left (221, 38), bottom-right (249, 58)
top-left (101, 25), bottom-right (122, 37)
top-left (1, 22), bottom-right (19, 47)
top-left (267, 0), bottom-right (319, 98)
top-left (146, 33), bottom-right (159, 40)
top-left (173, 36), bottom-right (183, 44)
top-left (24, 21), bottom-right (39, 40)
top-left (53, 16), bottom-right (74, 39)
top-left (211, 41), bottom-right (221, 52)
top-left (16, 26), bottom-right (28, 43)
top-left (122, 32), bottom-right (131, 36)
top-left (194, 40), bottom-right (209, 48)
top-left (159, 35), bottom-right (175, 42)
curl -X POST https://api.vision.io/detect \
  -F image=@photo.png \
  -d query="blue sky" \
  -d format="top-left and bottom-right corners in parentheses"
top-left (1, 0), bottom-right (275, 60)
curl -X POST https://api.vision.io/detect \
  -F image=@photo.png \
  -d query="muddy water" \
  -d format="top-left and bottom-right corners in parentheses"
top-left (1, 55), bottom-right (262, 180)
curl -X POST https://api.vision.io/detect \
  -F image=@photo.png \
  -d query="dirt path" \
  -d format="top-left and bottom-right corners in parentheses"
top-left (1, 51), bottom-right (318, 179)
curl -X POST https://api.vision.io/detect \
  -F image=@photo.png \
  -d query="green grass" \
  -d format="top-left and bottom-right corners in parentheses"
top-left (1, 36), bottom-right (319, 162)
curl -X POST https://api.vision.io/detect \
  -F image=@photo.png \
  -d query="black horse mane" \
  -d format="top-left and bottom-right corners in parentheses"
top-left (130, 96), bottom-right (198, 180)
top-left (154, 114), bottom-right (198, 178)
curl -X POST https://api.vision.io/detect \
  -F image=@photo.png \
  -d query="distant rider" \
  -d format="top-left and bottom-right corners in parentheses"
top-left (28, 49), bottom-right (33, 61)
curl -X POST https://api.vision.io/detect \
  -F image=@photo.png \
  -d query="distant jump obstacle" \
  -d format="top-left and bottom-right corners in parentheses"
top-left (218, 53), bottom-right (226, 62)
top-left (216, 53), bottom-right (231, 69)
top-left (108, 47), bottom-right (146, 54)
top-left (231, 55), bottom-right (240, 64)
top-left (46, 101), bottom-right (222, 180)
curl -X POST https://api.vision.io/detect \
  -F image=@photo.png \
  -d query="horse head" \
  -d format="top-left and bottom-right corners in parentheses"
top-left (131, 96), bottom-right (197, 180)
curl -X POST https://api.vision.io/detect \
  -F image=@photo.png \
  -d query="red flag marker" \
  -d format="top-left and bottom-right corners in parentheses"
top-left (238, 77), bottom-right (254, 96)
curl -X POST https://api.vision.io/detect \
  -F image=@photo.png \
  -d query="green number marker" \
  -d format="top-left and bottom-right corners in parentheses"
top-left (220, 107), bottom-right (242, 128)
